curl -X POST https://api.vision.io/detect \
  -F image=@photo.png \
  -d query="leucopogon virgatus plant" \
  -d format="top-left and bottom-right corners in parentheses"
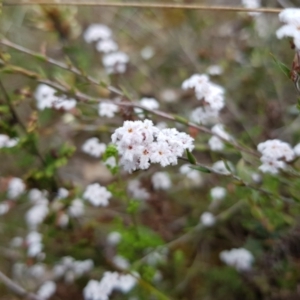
top-left (2, 3), bottom-right (300, 300)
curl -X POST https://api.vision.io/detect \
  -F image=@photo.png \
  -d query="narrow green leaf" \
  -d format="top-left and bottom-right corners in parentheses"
top-left (270, 53), bottom-right (291, 79)
top-left (186, 149), bottom-right (196, 165)
top-left (189, 165), bottom-right (211, 173)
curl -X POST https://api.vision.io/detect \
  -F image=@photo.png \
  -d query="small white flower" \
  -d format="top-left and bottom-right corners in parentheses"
top-left (29, 264), bottom-right (46, 278)
top-left (211, 124), bottom-right (232, 141)
top-left (251, 172), bottom-right (262, 183)
top-left (34, 84), bottom-right (57, 110)
top-left (220, 248), bottom-right (254, 271)
top-left (206, 65), bottom-right (223, 76)
top-left (82, 138), bottom-right (106, 158)
top-left (28, 189), bottom-right (48, 204)
top-left (102, 51), bottom-right (129, 74)
top-left (179, 164), bottom-right (203, 186)
top-left (10, 237), bottom-right (23, 248)
top-left (112, 255), bottom-right (130, 269)
top-left (104, 156), bottom-right (117, 168)
top-left (0, 202), bottom-right (10, 215)
top-left (53, 95), bottom-right (76, 111)
top-left (116, 273), bottom-right (137, 293)
top-left (98, 102), bottom-right (119, 118)
top-left (58, 213), bottom-right (69, 228)
top-left (68, 199), bottom-right (84, 217)
top-left (26, 231), bottom-right (43, 257)
top-left (34, 84), bottom-right (76, 111)
top-left (160, 89), bottom-right (178, 103)
top-left (182, 74), bottom-right (210, 90)
top-left (200, 212), bottom-right (216, 227)
top-left (241, 0), bottom-right (261, 16)
top-left (151, 172), bottom-right (172, 190)
top-left (128, 180), bottom-right (150, 200)
top-left (210, 186), bottom-right (227, 201)
top-left (294, 143), bottom-right (300, 156)
top-left (57, 187), bottom-right (69, 199)
top-left (257, 139), bottom-right (294, 174)
top-left (190, 106), bottom-right (219, 125)
top-left (37, 281), bottom-right (56, 300)
top-left (135, 97), bottom-right (160, 118)
top-left (96, 39), bottom-right (118, 53)
top-left (140, 46), bottom-right (155, 60)
top-left (7, 177), bottom-right (25, 199)
top-left (83, 183), bottom-right (112, 207)
top-left (276, 8), bottom-right (300, 50)
top-left (212, 160), bottom-right (234, 175)
top-left (26, 204), bottom-right (49, 229)
top-left (107, 231), bottom-right (122, 246)
top-left (208, 136), bottom-right (224, 151)
top-left (84, 24), bottom-right (112, 43)
top-left (83, 280), bottom-right (103, 300)
top-left (0, 134), bottom-right (19, 148)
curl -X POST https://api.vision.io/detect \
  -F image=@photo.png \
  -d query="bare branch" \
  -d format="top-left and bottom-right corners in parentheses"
top-left (0, 270), bottom-right (42, 300)
top-left (3, 1), bottom-right (282, 14)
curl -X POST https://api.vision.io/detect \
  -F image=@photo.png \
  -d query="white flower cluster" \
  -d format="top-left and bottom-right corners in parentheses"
top-left (0, 134), bottom-right (19, 148)
top-left (102, 52), bottom-right (129, 74)
top-left (0, 202), bottom-right (10, 215)
top-left (83, 271), bottom-right (138, 300)
top-left (51, 189), bottom-right (85, 227)
top-left (34, 84), bottom-right (76, 111)
top-left (208, 123), bottom-right (233, 151)
top-left (37, 281), bottom-right (57, 300)
top-left (179, 164), bottom-right (203, 186)
top-left (127, 179), bottom-right (150, 200)
top-left (134, 97), bottom-right (160, 118)
top-left (83, 24), bottom-right (112, 43)
top-left (82, 137), bottom-right (106, 158)
top-left (257, 139), bottom-right (295, 174)
top-left (206, 65), bottom-right (223, 76)
top-left (83, 183), bottom-right (112, 207)
top-left (220, 248), bottom-right (254, 271)
top-left (241, 0), bottom-right (261, 16)
top-left (210, 186), bottom-right (227, 201)
top-left (7, 177), bottom-right (25, 199)
top-left (26, 189), bottom-right (49, 230)
top-left (200, 212), bottom-right (216, 227)
top-left (83, 23), bottom-right (129, 74)
top-left (151, 172), bottom-right (172, 190)
top-left (182, 74), bottom-right (225, 125)
top-left (98, 102), bottom-right (119, 118)
top-left (53, 256), bottom-right (94, 283)
top-left (212, 160), bottom-right (234, 175)
top-left (276, 8), bottom-right (300, 50)
top-left (107, 231), bottom-right (122, 246)
top-left (112, 119), bottom-right (194, 173)
top-left (26, 231), bottom-right (44, 257)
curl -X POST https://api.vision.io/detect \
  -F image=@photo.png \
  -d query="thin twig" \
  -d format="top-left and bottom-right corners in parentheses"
top-left (0, 270), bottom-right (42, 300)
top-left (0, 38), bottom-right (122, 96)
top-left (3, 1), bottom-right (282, 14)
top-left (0, 79), bottom-right (27, 131)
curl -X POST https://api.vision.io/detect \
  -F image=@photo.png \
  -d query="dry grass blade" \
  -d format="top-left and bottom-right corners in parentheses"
top-left (3, 1), bottom-right (282, 13)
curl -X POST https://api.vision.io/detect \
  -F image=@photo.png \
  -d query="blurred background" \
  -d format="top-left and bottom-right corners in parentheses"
top-left (1, 1), bottom-right (300, 299)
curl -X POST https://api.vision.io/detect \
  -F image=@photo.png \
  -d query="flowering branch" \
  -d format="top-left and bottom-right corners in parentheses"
top-left (0, 39), bottom-right (259, 158)
top-left (0, 270), bottom-right (42, 300)
top-left (3, 1), bottom-right (282, 14)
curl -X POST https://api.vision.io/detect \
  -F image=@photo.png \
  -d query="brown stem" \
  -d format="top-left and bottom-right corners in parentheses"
top-left (3, 1), bottom-right (282, 14)
top-left (0, 270), bottom-right (42, 300)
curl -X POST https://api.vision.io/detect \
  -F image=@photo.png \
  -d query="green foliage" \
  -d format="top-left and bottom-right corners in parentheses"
top-left (117, 225), bottom-right (164, 262)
